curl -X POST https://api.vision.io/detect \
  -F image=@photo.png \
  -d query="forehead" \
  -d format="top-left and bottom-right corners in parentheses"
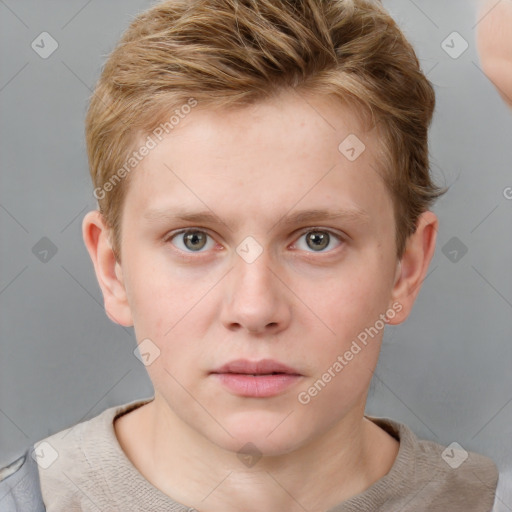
top-left (122, 92), bottom-right (391, 226)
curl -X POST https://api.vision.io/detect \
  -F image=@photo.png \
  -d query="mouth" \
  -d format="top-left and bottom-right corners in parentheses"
top-left (210, 359), bottom-right (303, 397)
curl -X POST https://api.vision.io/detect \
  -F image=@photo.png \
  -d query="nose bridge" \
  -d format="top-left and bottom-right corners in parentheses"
top-left (220, 237), bottom-right (290, 333)
top-left (236, 243), bottom-right (273, 289)
top-left (232, 239), bottom-right (277, 303)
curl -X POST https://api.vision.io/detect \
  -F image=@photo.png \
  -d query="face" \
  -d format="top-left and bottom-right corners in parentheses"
top-left (100, 92), bottom-right (408, 455)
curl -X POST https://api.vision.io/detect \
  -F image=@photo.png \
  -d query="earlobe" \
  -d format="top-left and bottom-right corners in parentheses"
top-left (387, 211), bottom-right (438, 325)
top-left (82, 210), bottom-right (133, 327)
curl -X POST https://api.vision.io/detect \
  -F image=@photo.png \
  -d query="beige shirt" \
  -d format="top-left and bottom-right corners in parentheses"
top-left (36, 396), bottom-right (499, 511)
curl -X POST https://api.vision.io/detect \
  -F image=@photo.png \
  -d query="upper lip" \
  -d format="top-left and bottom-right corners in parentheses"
top-left (211, 358), bottom-right (302, 375)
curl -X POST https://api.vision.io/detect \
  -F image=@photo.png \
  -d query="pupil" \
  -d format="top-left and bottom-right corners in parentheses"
top-left (307, 232), bottom-right (329, 251)
top-left (184, 231), bottom-right (206, 251)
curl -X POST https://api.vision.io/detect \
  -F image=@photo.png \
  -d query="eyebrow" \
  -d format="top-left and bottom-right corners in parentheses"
top-left (143, 206), bottom-right (370, 231)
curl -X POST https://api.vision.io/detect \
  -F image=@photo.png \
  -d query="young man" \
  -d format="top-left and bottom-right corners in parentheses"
top-left (0, 0), bottom-right (500, 510)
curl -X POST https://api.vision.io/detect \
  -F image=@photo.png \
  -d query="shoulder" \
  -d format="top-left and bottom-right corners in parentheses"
top-left (416, 434), bottom-right (498, 493)
top-left (367, 415), bottom-right (499, 511)
top-left (0, 447), bottom-right (46, 511)
top-left (36, 397), bottom-right (153, 510)
top-left (0, 397), bottom-right (153, 511)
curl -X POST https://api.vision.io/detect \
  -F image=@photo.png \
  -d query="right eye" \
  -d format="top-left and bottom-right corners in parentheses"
top-left (166, 229), bottom-right (217, 253)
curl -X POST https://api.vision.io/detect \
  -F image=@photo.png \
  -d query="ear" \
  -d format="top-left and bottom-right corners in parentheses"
top-left (82, 210), bottom-right (133, 327)
top-left (387, 210), bottom-right (438, 325)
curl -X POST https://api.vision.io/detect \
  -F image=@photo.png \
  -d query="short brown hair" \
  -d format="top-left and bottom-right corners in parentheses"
top-left (85, 0), bottom-right (446, 261)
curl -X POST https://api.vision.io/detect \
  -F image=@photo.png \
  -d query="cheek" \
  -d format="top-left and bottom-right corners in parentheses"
top-left (294, 269), bottom-right (389, 414)
top-left (127, 272), bottom-right (171, 335)
top-left (300, 255), bottom-right (391, 332)
top-left (291, 253), bottom-right (393, 383)
top-left (124, 250), bottom-right (204, 332)
top-left (124, 259), bottom-right (219, 372)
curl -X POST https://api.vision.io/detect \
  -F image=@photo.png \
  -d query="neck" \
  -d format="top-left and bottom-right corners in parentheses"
top-left (115, 395), bottom-right (399, 512)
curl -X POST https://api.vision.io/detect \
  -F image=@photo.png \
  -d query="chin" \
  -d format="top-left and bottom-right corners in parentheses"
top-left (209, 413), bottom-right (310, 458)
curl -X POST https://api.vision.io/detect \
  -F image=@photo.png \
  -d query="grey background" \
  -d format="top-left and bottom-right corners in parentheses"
top-left (1, 0), bottom-right (511, 506)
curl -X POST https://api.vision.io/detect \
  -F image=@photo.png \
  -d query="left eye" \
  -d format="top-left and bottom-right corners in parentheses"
top-left (293, 230), bottom-right (343, 252)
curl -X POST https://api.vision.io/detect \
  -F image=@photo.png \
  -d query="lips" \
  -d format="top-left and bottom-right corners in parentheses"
top-left (211, 358), bottom-right (302, 376)
top-left (210, 358), bottom-right (303, 398)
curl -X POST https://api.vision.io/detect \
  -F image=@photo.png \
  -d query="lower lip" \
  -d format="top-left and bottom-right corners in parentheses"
top-left (212, 373), bottom-right (302, 397)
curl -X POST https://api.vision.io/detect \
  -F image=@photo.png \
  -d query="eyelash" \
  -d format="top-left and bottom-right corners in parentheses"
top-left (164, 227), bottom-right (345, 258)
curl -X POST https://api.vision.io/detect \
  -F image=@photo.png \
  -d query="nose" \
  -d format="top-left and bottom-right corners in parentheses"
top-left (220, 245), bottom-right (292, 335)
